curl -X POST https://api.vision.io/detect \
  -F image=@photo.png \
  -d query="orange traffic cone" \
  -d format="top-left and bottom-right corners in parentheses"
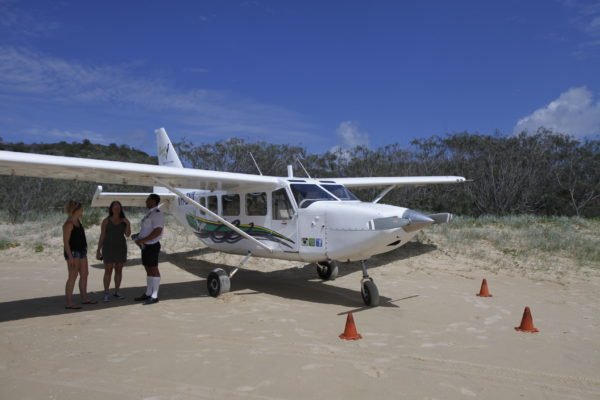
top-left (339, 312), bottom-right (362, 340)
top-left (476, 278), bottom-right (492, 297)
top-left (515, 306), bottom-right (539, 333)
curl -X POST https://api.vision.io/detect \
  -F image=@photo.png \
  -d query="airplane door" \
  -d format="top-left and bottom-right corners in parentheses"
top-left (296, 206), bottom-right (327, 261)
top-left (270, 188), bottom-right (299, 253)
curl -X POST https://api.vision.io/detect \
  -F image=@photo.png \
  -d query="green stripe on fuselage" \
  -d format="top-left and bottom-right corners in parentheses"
top-left (185, 214), bottom-right (293, 243)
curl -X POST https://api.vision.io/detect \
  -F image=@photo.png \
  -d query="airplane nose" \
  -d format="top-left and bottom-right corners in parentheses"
top-left (401, 209), bottom-right (434, 232)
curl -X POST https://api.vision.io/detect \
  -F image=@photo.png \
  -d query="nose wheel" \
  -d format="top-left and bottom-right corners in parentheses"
top-left (360, 260), bottom-right (379, 306)
top-left (361, 278), bottom-right (379, 306)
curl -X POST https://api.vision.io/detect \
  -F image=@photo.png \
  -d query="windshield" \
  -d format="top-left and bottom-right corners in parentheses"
top-left (321, 184), bottom-right (359, 201)
top-left (290, 184), bottom-right (336, 208)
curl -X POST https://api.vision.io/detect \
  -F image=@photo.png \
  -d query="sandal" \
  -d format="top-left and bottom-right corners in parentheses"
top-left (65, 305), bottom-right (82, 309)
top-left (82, 300), bottom-right (98, 304)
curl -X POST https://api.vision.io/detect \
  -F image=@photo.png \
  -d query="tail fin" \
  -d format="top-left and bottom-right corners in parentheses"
top-left (156, 127), bottom-right (183, 168)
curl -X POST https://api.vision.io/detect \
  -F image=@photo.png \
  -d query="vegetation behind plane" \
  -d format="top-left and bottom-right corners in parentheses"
top-left (0, 139), bottom-right (156, 222)
top-left (0, 128), bottom-right (598, 222)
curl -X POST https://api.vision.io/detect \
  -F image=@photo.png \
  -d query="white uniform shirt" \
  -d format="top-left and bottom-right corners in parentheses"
top-left (139, 207), bottom-right (164, 244)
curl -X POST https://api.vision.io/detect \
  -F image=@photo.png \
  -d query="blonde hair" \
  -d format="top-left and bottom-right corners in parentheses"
top-left (65, 200), bottom-right (82, 215)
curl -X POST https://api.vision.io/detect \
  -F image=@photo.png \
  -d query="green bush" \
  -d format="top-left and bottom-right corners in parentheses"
top-left (81, 208), bottom-right (103, 227)
top-left (0, 238), bottom-right (19, 250)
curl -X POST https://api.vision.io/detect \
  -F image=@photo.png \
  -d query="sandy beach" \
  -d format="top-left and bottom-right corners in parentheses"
top-left (1, 220), bottom-right (600, 399)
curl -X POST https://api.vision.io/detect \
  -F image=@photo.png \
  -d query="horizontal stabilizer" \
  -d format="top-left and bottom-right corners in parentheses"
top-left (91, 185), bottom-right (177, 211)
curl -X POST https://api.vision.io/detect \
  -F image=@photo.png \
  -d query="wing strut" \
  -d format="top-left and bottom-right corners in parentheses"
top-left (372, 185), bottom-right (396, 204)
top-left (153, 178), bottom-right (273, 253)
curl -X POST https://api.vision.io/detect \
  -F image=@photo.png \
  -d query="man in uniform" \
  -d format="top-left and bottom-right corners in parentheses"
top-left (133, 194), bottom-right (164, 305)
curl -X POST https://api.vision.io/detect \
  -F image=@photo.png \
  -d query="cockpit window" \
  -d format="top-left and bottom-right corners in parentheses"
top-left (290, 184), bottom-right (336, 208)
top-left (321, 184), bottom-right (359, 201)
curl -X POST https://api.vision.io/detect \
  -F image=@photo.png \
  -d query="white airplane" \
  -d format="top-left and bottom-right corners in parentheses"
top-left (0, 128), bottom-right (465, 306)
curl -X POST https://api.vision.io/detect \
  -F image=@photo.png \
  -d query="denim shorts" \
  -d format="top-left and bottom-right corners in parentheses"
top-left (64, 249), bottom-right (87, 260)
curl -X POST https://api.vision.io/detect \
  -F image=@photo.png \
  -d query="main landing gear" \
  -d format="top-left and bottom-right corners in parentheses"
top-left (207, 268), bottom-right (230, 297)
top-left (207, 251), bottom-right (252, 297)
top-left (360, 260), bottom-right (379, 307)
top-left (316, 260), bottom-right (339, 281)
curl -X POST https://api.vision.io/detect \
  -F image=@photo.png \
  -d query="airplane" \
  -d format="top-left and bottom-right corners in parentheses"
top-left (0, 128), bottom-right (466, 306)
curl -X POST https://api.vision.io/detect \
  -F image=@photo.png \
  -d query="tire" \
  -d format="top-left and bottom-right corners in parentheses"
top-left (316, 261), bottom-right (339, 281)
top-left (361, 280), bottom-right (379, 306)
top-left (207, 268), bottom-right (231, 297)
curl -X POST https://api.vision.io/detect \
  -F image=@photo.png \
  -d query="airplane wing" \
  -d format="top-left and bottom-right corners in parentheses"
top-left (0, 150), bottom-right (279, 191)
top-left (0, 150), bottom-right (465, 191)
top-left (332, 176), bottom-right (466, 188)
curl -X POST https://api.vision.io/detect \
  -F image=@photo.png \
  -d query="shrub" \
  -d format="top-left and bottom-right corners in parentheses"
top-left (0, 238), bottom-right (19, 250)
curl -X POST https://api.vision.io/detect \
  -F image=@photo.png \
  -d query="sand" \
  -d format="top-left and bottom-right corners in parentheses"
top-left (1, 222), bottom-right (600, 399)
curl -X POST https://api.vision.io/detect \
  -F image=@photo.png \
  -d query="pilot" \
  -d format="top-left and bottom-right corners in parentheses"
top-left (133, 194), bottom-right (164, 305)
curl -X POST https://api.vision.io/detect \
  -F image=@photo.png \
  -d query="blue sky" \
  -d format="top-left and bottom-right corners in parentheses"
top-left (1, 0), bottom-right (599, 154)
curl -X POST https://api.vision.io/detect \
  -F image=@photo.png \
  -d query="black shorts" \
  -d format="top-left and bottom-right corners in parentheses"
top-left (141, 242), bottom-right (160, 267)
top-left (64, 249), bottom-right (87, 261)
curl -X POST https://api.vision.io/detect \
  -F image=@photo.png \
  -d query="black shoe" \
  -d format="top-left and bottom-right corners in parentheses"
top-left (134, 294), bottom-right (150, 301)
top-left (143, 297), bottom-right (159, 305)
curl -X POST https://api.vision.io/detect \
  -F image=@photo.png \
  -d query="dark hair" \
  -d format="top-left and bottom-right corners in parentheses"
top-left (148, 193), bottom-right (161, 204)
top-left (108, 201), bottom-right (126, 219)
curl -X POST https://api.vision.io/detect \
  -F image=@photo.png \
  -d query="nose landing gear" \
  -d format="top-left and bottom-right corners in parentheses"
top-left (360, 260), bottom-right (379, 307)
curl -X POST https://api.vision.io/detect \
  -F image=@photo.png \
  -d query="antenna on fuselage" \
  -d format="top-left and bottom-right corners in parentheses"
top-left (248, 152), bottom-right (263, 176)
top-left (296, 158), bottom-right (312, 179)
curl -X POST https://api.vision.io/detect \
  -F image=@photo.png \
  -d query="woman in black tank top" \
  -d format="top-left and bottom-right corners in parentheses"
top-left (63, 200), bottom-right (97, 309)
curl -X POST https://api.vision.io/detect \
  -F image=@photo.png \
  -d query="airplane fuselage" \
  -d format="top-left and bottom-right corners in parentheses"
top-left (167, 178), bottom-right (432, 263)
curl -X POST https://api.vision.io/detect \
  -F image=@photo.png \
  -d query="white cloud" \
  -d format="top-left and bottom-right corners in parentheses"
top-left (0, 46), bottom-right (317, 142)
top-left (336, 120), bottom-right (369, 148)
top-left (513, 86), bottom-right (600, 137)
top-left (563, 0), bottom-right (600, 48)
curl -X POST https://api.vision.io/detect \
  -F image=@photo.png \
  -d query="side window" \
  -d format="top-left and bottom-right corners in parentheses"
top-left (199, 197), bottom-right (207, 215)
top-left (207, 195), bottom-right (218, 214)
top-left (272, 188), bottom-right (293, 220)
top-left (222, 194), bottom-right (240, 216)
top-left (246, 192), bottom-right (267, 216)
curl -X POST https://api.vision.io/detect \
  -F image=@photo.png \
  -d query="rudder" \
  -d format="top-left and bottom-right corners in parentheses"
top-left (156, 127), bottom-right (183, 168)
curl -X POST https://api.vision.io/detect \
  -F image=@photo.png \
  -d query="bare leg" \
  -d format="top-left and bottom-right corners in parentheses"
top-left (78, 258), bottom-right (90, 302)
top-left (147, 266), bottom-right (160, 278)
top-left (114, 263), bottom-right (123, 292)
top-left (65, 262), bottom-right (79, 307)
top-left (103, 264), bottom-right (114, 292)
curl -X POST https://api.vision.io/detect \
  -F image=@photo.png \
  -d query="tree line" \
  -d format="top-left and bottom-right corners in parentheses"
top-left (0, 139), bottom-right (156, 222)
top-left (1, 129), bottom-right (598, 222)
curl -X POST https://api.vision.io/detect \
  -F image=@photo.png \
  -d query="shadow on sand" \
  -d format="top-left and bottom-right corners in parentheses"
top-left (0, 242), bottom-right (437, 322)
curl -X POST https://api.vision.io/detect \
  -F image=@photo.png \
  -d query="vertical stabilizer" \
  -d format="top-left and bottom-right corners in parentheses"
top-left (156, 127), bottom-right (183, 168)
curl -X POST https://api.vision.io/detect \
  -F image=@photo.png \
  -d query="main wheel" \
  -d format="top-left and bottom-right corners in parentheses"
top-left (207, 268), bottom-right (231, 297)
top-left (361, 279), bottom-right (379, 306)
top-left (316, 261), bottom-right (339, 281)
